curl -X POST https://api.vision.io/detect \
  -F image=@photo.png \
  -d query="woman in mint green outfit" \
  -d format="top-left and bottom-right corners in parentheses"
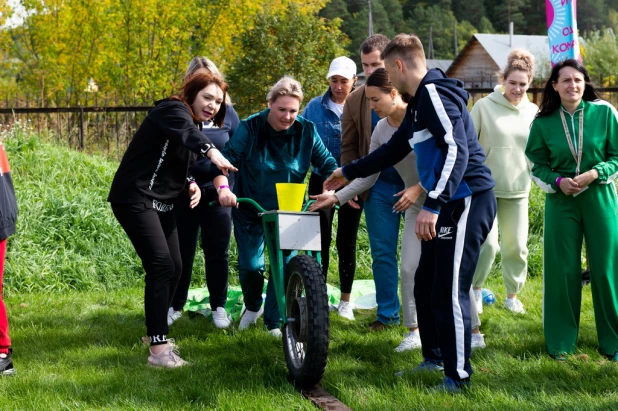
top-left (525, 59), bottom-right (618, 360)
top-left (471, 49), bottom-right (538, 317)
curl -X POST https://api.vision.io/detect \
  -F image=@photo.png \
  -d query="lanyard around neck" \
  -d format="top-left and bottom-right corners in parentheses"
top-left (559, 108), bottom-right (584, 176)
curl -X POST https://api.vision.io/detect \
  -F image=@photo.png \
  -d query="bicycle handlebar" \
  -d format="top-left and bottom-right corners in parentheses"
top-left (208, 198), bottom-right (316, 213)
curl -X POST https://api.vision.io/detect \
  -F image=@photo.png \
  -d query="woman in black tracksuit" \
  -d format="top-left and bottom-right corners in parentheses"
top-left (108, 72), bottom-right (236, 368)
top-left (168, 57), bottom-right (240, 329)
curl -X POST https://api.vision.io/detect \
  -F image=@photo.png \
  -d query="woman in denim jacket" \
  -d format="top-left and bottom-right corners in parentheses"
top-left (302, 56), bottom-right (360, 320)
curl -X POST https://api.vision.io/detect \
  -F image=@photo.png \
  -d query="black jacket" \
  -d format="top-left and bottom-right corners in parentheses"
top-left (108, 99), bottom-right (215, 207)
top-left (0, 142), bottom-right (17, 240)
top-left (343, 69), bottom-right (494, 214)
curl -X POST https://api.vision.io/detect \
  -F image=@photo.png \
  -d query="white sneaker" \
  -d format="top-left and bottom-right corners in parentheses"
top-left (167, 308), bottom-right (182, 326)
top-left (239, 306), bottom-right (264, 330)
top-left (212, 307), bottom-right (231, 329)
top-left (337, 301), bottom-right (355, 321)
top-left (473, 289), bottom-right (483, 314)
top-left (394, 331), bottom-right (422, 352)
top-left (147, 341), bottom-right (188, 368)
top-left (268, 328), bottom-right (282, 338)
top-left (471, 333), bottom-right (486, 349)
top-left (504, 298), bottom-right (526, 314)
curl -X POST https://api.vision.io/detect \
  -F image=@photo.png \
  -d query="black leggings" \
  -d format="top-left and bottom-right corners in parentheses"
top-left (308, 173), bottom-right (363, 294)
top-left (112, 202), bottom-right (181, 344)
top-left (171, 185), bottom-right (232, 311)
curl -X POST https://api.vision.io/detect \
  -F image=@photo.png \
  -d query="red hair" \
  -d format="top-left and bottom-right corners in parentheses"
top-left (171, 72), bottom-right (229, 127)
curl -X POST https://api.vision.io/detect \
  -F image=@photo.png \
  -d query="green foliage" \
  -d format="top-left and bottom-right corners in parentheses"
top-left (582, 29), bottom-right (618, 84)
top-left (226, 4), bottom-right (348, 117)
top-left (3, 124), bottom-right (144, 292)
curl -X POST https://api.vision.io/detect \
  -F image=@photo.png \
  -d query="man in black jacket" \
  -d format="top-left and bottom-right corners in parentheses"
top-left (326, 34), bottom-right (496, 392)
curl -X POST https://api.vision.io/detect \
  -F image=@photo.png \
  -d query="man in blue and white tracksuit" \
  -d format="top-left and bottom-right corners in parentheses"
top-left (329, 34), bottom-right (496, 391)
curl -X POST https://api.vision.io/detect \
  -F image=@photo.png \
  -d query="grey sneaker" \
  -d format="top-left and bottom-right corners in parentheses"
top-left (212, 307), bottom-right (231, 329)
top-left (337, 301), bottom-right (355, 321)
top-left (268, 328), bottom-right (282, 338)
top-left (504, 298), bottom-right (526, 314)
top-left (147, 341), bottom-right (188, 368)
top-left (239, 306), bottom-right (264, 330)
top-left (167, 308), bottom-right (182, 326)
top-left (471, 333), bottom-right (486, 349)
top-left (394, 331), bottom-right (422, 352)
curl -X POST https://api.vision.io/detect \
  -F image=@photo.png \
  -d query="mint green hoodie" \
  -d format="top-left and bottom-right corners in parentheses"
top-left (471, 85), bottom-right (538, 198)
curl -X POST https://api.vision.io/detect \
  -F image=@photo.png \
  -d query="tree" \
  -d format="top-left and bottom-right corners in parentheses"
top-left (226, 3), bottom-right (348, 117)
top-left (581, 29), bottom-right (618, 85)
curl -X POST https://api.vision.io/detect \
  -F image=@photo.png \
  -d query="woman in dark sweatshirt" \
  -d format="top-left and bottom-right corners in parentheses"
top-left (108, 72), bottom-right (236, 368)
top-left (168, 57), bottom-right (240, 329)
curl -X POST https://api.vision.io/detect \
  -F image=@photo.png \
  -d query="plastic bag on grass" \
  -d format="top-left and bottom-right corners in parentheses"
top-left (327, 279), bottom-right (377, 310)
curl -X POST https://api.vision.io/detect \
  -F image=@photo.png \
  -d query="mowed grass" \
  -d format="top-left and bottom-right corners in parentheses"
top-left (1, 127), bottom-right (618, 409)
top-left (3, 281), bottom-right (618, 410)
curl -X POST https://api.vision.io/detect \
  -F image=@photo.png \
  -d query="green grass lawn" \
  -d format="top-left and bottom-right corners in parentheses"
top-left (2, 276), bottom-right (618, 410)
top-left (1, 125), bottom-right (617, 409)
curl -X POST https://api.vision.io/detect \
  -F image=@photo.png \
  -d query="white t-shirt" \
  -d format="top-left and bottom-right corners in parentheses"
top-left (327, 98), bottom-right (344, 118)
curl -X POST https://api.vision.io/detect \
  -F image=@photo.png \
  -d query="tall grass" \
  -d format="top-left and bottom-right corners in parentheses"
top-left (3, 123), bottom-right (549, 293)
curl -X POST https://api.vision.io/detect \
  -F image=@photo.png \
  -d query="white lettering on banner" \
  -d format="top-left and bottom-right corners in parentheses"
top-left (148, 140), bottom-right (169, 190)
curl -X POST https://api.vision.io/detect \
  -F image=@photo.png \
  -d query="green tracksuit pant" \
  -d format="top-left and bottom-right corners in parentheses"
top-left (543, 183), bottom-right (618, 357)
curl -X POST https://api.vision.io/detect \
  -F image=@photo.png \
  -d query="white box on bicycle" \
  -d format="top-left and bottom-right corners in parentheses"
top-left (276, 211), bottom-right (321, 251)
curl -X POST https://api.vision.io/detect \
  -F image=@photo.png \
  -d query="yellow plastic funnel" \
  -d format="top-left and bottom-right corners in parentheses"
top-left (276, 183), bottom-right (306, 212)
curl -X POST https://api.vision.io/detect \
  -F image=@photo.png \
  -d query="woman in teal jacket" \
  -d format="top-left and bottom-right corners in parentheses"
top-left (525, 59), bottom-right (618, 360)
top-left (213, 76), bottom-right (338, 335)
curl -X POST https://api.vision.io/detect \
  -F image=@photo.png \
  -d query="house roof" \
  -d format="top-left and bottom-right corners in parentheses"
top-left (427, 59), bottom-right (453, 72)
top-left (475, 34), bottom-right (548, 68)
top-left (448, 34), bottom-right (551, 77)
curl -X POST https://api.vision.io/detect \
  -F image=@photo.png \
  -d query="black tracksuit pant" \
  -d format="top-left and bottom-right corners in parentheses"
top-left (414, 189), bottom-right (496, 381)
top-left (171, 185), bottom-right (232, 312)
top-left (112, 202), bottom-right (182, 344)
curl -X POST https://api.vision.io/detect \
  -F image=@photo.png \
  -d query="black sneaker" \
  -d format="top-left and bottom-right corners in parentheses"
top-left (0, 348), bottom-right (15, 376)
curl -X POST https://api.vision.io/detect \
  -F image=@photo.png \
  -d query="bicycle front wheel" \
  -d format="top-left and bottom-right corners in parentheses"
top-left (282, 254), bottom-right (329, 387)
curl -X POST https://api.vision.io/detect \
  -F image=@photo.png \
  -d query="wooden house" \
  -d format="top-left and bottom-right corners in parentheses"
top-left (447, 34), bottom-right (549, 88)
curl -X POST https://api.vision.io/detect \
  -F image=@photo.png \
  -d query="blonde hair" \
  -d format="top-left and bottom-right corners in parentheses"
top-left (185, 56), bottom-right (232, 105)
top-left (500, 49), bottom-right (535, 83)
top-left (266, 76), bottom-right (304, 104)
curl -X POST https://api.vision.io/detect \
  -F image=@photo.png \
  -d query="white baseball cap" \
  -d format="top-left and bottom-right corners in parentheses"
top-left (326, 56), bottom-right (357, 80)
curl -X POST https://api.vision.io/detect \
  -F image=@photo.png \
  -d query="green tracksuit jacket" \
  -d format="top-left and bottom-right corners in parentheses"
top-left (526, 99), bottom-right (618, 357)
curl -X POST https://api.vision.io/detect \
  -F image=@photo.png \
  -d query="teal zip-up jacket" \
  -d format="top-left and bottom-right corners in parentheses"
top-left (214, 109), bottom-right (338, 210)
top-left (526, 99), bottom-right (618, 193)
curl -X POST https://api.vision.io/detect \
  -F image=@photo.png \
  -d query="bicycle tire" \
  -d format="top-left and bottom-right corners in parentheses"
top-left (282, 254), bottom-right (329, 387)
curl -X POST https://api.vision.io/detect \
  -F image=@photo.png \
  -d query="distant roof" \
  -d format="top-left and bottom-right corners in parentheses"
top-left (427, 59), bottom-right (452, 72)
top-left (474, 34), bottom-right (548, 68)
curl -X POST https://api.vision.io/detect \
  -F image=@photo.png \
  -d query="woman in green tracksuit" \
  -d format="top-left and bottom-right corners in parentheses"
top-left (525, 59), bottom-right (618, 360)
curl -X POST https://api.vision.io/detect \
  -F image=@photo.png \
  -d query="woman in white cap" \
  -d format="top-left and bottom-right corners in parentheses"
top-left (302, 56), bottom-right (360, 320)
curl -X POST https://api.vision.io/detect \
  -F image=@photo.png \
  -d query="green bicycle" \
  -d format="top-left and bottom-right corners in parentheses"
top-left (220, 198), bottom-right (330, 387)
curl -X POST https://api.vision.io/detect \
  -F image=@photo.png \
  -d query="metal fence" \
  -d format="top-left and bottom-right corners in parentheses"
top-left (3, 85), bottom-right (618, 158)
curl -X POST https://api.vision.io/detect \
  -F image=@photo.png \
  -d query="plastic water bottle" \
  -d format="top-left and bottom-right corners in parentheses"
top-left (481, 288), bottom-right (495, 305)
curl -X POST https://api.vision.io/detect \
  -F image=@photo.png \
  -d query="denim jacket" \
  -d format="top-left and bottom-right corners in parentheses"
top-left (302, 88), bottom-right (342, 175)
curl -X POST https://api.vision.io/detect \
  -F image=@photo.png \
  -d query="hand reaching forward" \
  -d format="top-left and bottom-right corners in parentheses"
top-left (208, 149), bottom-right (238, 177)
top-left (393, 184), bottom-right (423, 213)
top-left (324, 168), bottom-right (349, 191)
top-left (309, 192), bottom-right (338, 211)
